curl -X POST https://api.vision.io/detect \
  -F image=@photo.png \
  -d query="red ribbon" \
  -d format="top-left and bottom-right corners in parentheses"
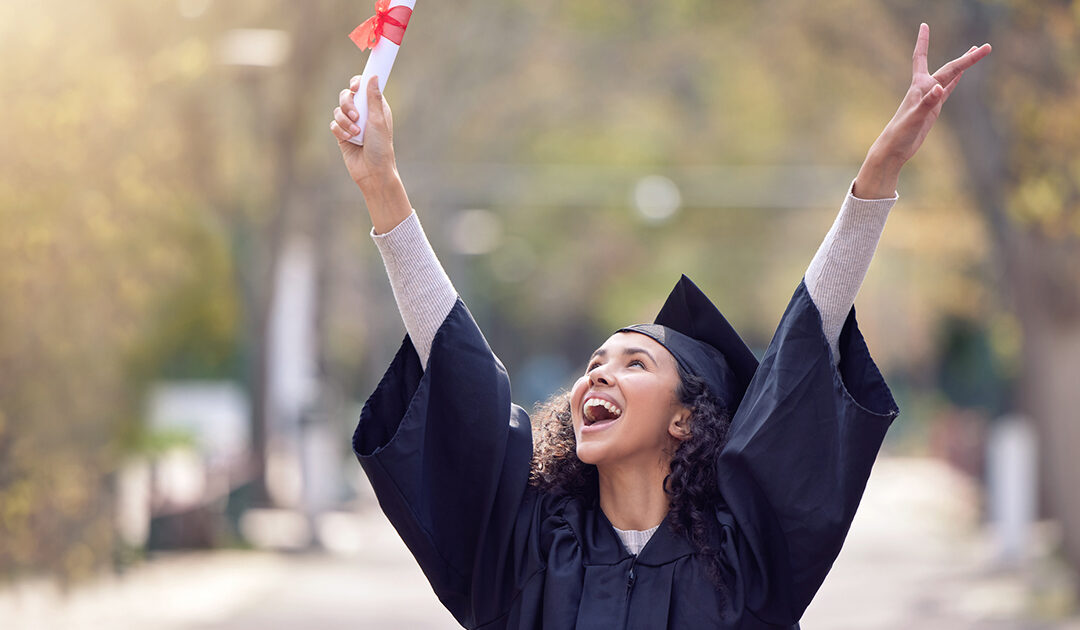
top-left (349, 0), bottom-right (412, 50)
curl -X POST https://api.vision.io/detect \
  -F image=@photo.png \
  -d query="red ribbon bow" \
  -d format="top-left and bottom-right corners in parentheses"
top-left (349, 0), bottom-right (412, 50)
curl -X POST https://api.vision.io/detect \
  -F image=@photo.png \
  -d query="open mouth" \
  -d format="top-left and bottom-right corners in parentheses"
top-left (583, 397), bottom-right (623, 426)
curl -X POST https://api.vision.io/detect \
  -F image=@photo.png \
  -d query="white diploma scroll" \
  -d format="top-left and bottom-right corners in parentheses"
top-left (348, 0), bottom-right (416, 146)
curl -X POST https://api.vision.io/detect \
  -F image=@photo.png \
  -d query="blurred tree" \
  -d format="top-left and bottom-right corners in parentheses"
top-left (0, 0), bottom-right (242, 579)
top-left (937, 316), bottom-right (1009, 415)
top-left (870, 0), bottom-right (1080, 583)
top-left (209, 1), bottom-right (347, 506)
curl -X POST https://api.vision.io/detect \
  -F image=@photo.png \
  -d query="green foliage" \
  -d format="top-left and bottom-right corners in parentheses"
top-left (0, 0), bottom-right (240, 581)
top-left (128, 215), bottom-right (242, 383)
top-left (994, 2), bottom-right (1080, 237)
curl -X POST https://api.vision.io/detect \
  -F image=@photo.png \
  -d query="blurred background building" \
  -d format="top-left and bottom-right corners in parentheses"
top-left (1, 0), bottom-right (1079, 627)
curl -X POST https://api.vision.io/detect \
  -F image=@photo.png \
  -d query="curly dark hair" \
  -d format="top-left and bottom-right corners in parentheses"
top-left (529, 365), bottom-right (732, 586)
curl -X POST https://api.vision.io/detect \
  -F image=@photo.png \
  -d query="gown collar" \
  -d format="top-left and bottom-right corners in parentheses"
top-left (583, 503), bottom-right (697, 567)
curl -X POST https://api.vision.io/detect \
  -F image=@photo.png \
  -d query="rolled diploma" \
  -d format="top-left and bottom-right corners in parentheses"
top-left (348, 0), bottom-right (416, 146)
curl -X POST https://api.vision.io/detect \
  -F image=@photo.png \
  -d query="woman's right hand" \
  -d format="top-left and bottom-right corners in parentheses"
top-left (331, 75), bottom-right (398, 195)
top-left (331, 74), bottom-right (413, 235)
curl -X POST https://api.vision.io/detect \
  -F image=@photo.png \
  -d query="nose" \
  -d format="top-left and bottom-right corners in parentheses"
top-left (589, 365), bottom-right (613, 387)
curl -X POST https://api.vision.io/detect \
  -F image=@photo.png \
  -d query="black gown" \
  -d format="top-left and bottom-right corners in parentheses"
top-left (353, 280), bottom-right (899, 629)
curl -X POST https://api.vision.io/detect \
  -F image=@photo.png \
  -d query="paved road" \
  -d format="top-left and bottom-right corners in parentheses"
top-left (2, 457), bottom-right (1078, 629)
top-left (804, 458), bottom-right (1078, 629)
top-left (1, 512), bottom-right (459, 630)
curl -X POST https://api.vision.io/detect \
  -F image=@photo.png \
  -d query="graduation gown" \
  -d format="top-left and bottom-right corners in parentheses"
top-left (353, 281), bottom-right (899, 629)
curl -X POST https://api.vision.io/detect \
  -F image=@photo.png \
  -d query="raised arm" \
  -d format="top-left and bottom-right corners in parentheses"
top-left (806, 24), bottom-right (991, 364)
top-left (331, 75), bottom-right (456, 367)
top-left (719, 29), bottom-right (991, 621)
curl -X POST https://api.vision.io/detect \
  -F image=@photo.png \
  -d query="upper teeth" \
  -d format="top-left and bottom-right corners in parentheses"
top-left (584, 398), bottom-right (622, 417)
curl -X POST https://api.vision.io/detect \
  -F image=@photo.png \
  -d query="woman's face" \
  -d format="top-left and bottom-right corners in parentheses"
top-left (570, 331), bottom-right (690, 467)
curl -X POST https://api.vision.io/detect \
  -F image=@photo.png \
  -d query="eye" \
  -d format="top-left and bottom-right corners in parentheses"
top-left (586, 361), bottom-right (601, 372)
top-left (629, 359), bottom-right (646, 369)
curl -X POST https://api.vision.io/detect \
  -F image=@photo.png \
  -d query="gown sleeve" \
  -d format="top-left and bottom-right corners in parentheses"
top-left (352, 298), bottom-right (541, 628)
top-left (714, 279), bottom-right (899, 625)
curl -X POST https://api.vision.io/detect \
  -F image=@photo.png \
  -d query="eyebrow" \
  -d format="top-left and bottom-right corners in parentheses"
top-left (588, 347), bottom-right (657, 364)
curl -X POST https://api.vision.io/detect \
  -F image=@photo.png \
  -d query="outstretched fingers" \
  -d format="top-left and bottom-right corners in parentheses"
top-left (932, 43), bottom-right (991, 87)
top-left (912, 22), bottom-right (930, 76)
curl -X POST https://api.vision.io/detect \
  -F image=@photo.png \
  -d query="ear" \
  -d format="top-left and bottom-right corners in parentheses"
top-left (668, 407), bottom-right (692, 441)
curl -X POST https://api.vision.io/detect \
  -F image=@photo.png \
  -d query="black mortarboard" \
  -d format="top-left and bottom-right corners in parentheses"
top-left (619, 275), bottom-right (759, 412)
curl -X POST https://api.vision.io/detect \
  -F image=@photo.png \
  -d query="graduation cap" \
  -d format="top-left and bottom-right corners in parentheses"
top-left (619, 275), bottom-right (759, 412)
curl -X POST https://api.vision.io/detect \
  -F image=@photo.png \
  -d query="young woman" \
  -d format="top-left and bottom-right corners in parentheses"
top-left (331, 24), bottom-right (990, 629)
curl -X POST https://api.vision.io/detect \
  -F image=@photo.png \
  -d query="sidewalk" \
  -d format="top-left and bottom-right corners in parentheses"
top-left (1, 456), bottom-right (1077, 629)
top-left (804, 457), bottom-right (1079, 629)
top-left (0, 512), bottom-right (459, 630)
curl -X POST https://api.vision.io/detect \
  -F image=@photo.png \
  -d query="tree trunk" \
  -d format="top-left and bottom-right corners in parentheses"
top-left (944, 1), bottom-right (1080, 573)
top-left (244, 1), bottom-right (339, 506)
top-left (880, 0), bottom-right (1080, 576)
top-left (1011, 230), bottom-right (1080, 566)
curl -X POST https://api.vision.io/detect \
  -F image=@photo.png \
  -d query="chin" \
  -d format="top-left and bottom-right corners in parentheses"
top-left (575, 441), bottom-right (602, 466)
top-left (575, 439), bottom-right (615, 466)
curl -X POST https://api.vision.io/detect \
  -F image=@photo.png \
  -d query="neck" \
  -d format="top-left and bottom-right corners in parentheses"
top-left (597, 455), bottom-right (671, 531)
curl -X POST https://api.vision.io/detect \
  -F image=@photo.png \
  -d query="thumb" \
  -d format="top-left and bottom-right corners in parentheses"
top-left (366, 76), bottom-right (386, 128)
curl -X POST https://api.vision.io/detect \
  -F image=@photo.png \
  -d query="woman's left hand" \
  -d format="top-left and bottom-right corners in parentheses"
top-left (854, 23), bottom-right (991, 199)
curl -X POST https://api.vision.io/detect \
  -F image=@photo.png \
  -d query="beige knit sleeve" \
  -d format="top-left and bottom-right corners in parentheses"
top-left (370, 211), bottom-right (458, 368)
top-left (804, 183), bottom-right (897, 366)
